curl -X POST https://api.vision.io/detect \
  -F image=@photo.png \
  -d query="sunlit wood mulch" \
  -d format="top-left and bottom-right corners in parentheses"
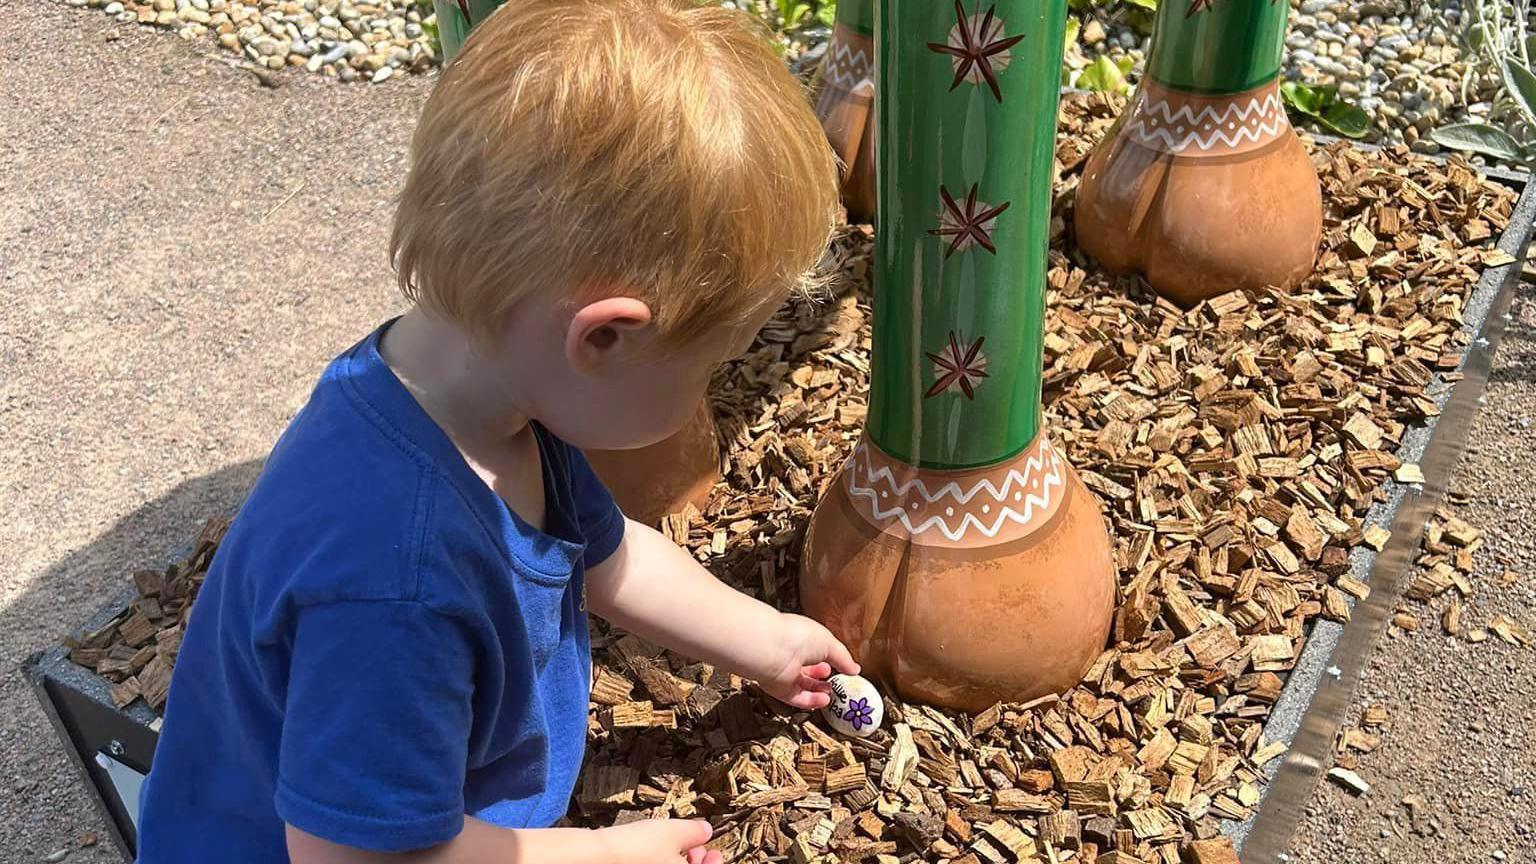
top-left (69, 93), bottom-right (1520, 864)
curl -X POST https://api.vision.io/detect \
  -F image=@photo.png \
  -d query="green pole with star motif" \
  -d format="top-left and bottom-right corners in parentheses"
top-left (1146, 0), bottom-right (1288, 95)
top-left (866, 0), bottom-right (1066, 470)
top-left (432, 0), bottom-right (504, 62)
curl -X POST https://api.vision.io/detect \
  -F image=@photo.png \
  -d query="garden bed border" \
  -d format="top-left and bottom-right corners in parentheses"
top-left (23, 153), bottom-right (1536, 864)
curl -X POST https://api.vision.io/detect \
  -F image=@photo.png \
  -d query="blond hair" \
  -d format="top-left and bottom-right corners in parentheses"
top-left (391, 0), bottom-right (839, 345)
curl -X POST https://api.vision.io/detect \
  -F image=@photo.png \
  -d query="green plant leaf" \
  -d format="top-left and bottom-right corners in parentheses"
top-left (1505, 58), bottom-right (1536, 124)
top-left (1280, 80), bottom-right (1326, 115)
top-left (1064, 15), bottom-right (1081, 50)
top-left (1430, 123), bottom-right (1524, 161)
top-left (1318, 102), bottom-right (1371, 138)
top-left (1077, 54), bottom-right (1129, 94)
top-left (1123, 0), bottom-right (1156, 9)
top-left (815, 1), bottom-right (836, 27)
top-left (1465, 22), bottom-right (1486, 52)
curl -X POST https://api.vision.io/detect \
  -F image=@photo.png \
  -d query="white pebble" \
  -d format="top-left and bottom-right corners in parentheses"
top-left (822, 674), bottom-right (884, 738)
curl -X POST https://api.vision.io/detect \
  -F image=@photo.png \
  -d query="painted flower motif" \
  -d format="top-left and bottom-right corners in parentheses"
top-left (927, 0), bottom-right (1025, 103)
top-left (925, 332), bottom-right (990, 400)
top-left (842, 697), bottom-right (875, 731)
top-left (930, 183), bottom-right (1009, 258)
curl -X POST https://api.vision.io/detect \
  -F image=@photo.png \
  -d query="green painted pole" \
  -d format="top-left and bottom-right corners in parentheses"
top-left (866, 0), bottom-right (1067, 471)
top-left (1146, 0), bottom-right (1288, 95)
top-left (432, 0), bottom-right (503, 62)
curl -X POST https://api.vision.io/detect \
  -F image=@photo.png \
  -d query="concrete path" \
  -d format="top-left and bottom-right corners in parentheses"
top-left (1, 0), bottom-right (428, 856)
top-left (1292, 278), bottom-right (1536, 863)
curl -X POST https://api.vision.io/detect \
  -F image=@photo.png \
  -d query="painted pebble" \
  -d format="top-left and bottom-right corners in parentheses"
top-left (822, 674), bottom-right (884, 738)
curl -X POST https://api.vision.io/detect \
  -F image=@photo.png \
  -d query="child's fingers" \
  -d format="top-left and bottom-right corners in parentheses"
top-left (826, 637), bottom-right (861, 676)
top-left (798, 670), bottom-right (835, 694)
top-left (785, 683), bottom-right (833, 710)
top-left (687, 848), bottom-right (707, 864)
top-left (703, 852), bottom-right (724, 864)
top-left (799, 663), bottom-right (833, 684)
top-left (664, 820), bottom-right (713, 851)
top-left (798, 673), bottom-right (833, 695)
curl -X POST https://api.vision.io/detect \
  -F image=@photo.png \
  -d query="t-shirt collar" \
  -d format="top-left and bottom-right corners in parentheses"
top-left (334, 319), bottom-right (585, 576)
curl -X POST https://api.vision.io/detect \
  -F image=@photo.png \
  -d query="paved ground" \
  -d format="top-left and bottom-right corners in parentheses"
top-left (4, 1), bottom-right (1535, 862)
top-left (1290, 278), bottom-right (1536, 862)
top-left (0, 0), bottom-right (428, 857)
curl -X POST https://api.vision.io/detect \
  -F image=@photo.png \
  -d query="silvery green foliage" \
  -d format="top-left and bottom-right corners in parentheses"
top-left (1432, 0), bottom-right (1536, 164)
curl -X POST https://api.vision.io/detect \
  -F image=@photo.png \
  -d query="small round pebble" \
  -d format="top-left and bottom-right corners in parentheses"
top-left (822, 674), bottom-right (883, 738)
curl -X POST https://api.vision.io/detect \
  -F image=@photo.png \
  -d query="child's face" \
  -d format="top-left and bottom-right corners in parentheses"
top-left (509, 293), bottom-right (778, 452)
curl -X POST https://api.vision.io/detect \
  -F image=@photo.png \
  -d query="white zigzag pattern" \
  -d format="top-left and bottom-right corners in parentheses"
top-left (1127, 93), bottom-right (1288, 153)
top-left (1145, 92), bottom-right (1285, 128)
top-left (845, 443), bottom-right (1063, 542)
top-left (822, 43), bottom-right (872, 88)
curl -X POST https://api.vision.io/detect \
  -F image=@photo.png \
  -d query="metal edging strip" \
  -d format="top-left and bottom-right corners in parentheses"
top-left (1231, 172), bottom-right (1536, 861)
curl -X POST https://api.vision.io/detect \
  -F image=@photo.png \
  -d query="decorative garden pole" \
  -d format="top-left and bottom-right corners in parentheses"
top-left (1074, 0), bottom-right (1322, 307)
top-left (432, 0), bottom-right (497, 61)
top-left (814, 0), bottom-right (876, 222)
top-left (430, 0), bottom-right (722, 525)
top-left (801, 0), bottom-right (1116, 713)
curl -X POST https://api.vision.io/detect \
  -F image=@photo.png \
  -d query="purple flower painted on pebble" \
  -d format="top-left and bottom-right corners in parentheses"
top-left (842, 697), bottom-right (874, 731)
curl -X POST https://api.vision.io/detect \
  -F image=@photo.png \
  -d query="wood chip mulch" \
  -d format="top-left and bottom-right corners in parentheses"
top-left (1388, 505), bottom-right (1533, 648)
top-left (67, 93), bottom-right (1520, 864)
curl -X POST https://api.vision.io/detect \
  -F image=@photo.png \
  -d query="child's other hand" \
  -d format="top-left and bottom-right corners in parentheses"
top-left (598, 818), bottom-right (721, 864)
top-left (760, 613), bottom-right (861, 709)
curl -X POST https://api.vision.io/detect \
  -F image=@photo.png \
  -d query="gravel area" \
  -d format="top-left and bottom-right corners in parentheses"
top-left (59, 0), bottom-right (1536, 168)
top-left (0, 0), bottom-right (425, 856)
top-left (66, 0), bottom-right (437, 83)
top-left (1290, 275), bottom-right (1536, 862)
top-left (1074, 0), bottom-right (1526, 162)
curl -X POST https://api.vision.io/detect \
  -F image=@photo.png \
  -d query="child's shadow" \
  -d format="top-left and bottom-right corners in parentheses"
top-left (695, 225), bottom-right (876, 615)
top-left (7, 460), bottom-right (263, 861)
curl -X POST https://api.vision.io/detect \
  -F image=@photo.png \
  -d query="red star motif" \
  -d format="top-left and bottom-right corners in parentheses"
top-left (927, 0), bottom-right (1024, 103)
top-left (925, 332), bottom-right (990, 400)
top-left (929, 183), bottom-right (1009, 258)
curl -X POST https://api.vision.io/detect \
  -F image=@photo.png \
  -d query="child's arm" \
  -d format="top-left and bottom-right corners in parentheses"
top-left (274, 600), bottom-right (722, 864)
top-left (288, 815), bottom-right (721, 864)
top-left (585, 518), bottom-right (860, 708)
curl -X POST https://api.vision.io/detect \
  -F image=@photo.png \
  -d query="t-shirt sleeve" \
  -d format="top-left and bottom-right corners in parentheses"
top-left (275, 599), bottom-right (476, 852)
top-left (566, 444), bottom-right (626, 568)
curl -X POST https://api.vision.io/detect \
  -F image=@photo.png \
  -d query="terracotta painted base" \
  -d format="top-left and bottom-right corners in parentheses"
top-left (815, 23), bottom-right (876, 223)
top-left (800, 434), bottom-right (1116, 713)
top-left (1074, 79), bottom-right (1323, 308)
top-left (585, 401), bottom-right (719, 525)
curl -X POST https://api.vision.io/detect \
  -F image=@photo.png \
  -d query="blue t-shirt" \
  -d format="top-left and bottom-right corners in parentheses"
top-left (136, 322), bottom-right (625, 859)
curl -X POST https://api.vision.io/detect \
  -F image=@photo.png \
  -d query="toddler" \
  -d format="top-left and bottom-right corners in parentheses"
top-left (136, 1), bottom-right (849, 860)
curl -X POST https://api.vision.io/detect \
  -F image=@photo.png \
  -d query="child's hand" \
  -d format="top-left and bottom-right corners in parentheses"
top-left (598, 818), bottom-right (721, 864)
top-left (759, 613), bottom-right (861, 709)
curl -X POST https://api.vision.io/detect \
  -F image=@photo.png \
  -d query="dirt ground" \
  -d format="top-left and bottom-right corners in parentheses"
top-left (3, 0), bottom-right (1535, 861)
top-left (0, 0), bottom-right (429, 857)
top-left (1289, 280), bottom-right (1536, 862)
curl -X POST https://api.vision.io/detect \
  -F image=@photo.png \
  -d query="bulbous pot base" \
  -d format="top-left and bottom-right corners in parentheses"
top-left (585, 401), bottom-right (719, 526)
top-left (799, 434), bottom-right (1116, 713)
top-left (815, 23), bottom-right (876, 223)
top-left (1074, 79), bottom-right (1323, 308)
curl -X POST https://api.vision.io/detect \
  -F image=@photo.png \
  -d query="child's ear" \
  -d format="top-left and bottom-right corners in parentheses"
top-left (566, 297), bottom-right (655, 372)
